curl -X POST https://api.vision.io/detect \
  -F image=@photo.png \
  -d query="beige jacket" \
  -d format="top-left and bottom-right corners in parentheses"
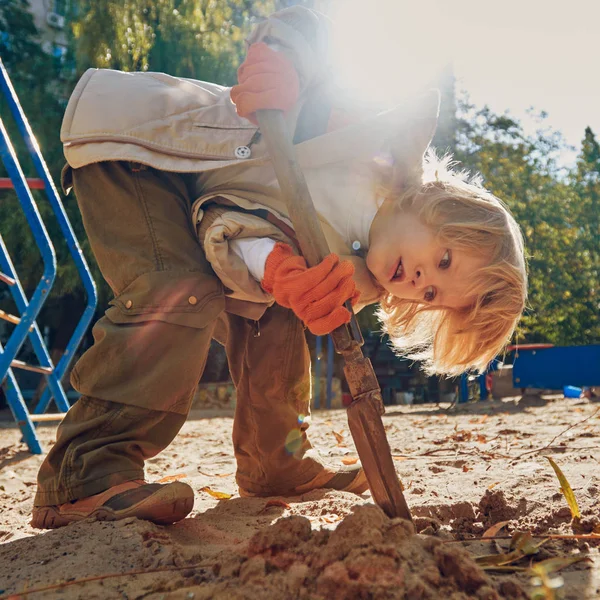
top-left (61, 6), bottom-right (439, 320)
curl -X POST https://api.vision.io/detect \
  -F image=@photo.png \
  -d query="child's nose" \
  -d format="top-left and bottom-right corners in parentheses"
top-left (412, 267), bottom-right (426, 288)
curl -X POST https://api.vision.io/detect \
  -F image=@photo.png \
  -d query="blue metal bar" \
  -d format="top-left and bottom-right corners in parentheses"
top-left (0, 59), bottom-right (98, 414)
top-left (479, 373), bottom-right (488, 401)
top-left (1, 360), bottom-right (42, 454)
top-left (326, 335), bottom-right (334, 409)
top-left (0, 117), bottom-right (56, 379)
top-left (459, 373), bottom-right (469, 403)
top-left (314, 336), bottom-right (322, 409)
top-left (0, 234), bottom-right (69, 413)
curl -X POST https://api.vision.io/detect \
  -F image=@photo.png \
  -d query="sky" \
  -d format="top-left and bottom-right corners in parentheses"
top-left (327, 0), bottom-right (599, 165)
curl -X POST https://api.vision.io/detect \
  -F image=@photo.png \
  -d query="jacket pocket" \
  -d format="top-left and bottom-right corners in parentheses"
top-left (105, 270), bottom-right (225, 329)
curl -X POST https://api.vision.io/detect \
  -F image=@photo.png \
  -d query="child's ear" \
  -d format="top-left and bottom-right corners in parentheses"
top-left (389, 89), bottom-right (440, 189)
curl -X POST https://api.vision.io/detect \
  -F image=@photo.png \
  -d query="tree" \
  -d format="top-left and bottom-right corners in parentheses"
top-left (0, 0), bottom-right (70, 298)
top-left (571, 127), bottom-right (600, 341)
top-left (454, 98), bottom-right (598, 346)
top-left (70, 0), bottom-right (279, 84)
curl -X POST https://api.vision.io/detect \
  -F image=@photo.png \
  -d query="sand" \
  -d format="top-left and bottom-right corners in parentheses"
top-left (1, 395), bottom-right (599, 599)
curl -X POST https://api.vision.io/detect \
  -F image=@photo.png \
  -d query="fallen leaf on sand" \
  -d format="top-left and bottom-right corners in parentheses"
top-left (462, 464), bottom-right (470, 472)
top-left (199, 486), bottom-right (232, 500)
top-left (332, 430), bottom-right (345, 446)
top-left (265, 500), bottom-right (291, 509)
top-left (530, 555), bottom-right (592, 579)
top-left (322, 515), bottom-right (342, 523)
top-left (476, 434), bottom-right (487, 443)
top-left (469, 415), bottom-right (489, 425)
top-left (488, 482), bottom-right (500, 490)
top-left (476, 532), bottom-right (547, 569)
top-left (546, 456), bottom-right (581, 520)
top-left (342, 457), bottom-right (358, 465)
top-left (198, 471), bottom-right (233, 478)
top-left (451, 430), bottom-right (472, 442)
top-left (157, 474), bottom-right (187, 483)
top-left (258, 499), bottom-right (291, 514)
top-left (482, 520), bottom-right (512, 538)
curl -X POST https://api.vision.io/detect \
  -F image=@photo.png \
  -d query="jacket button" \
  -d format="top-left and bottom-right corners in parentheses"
top-left (188, 296), bottom-right (198, 305)
top-left (125, 300), bottom-right (133, 309)
top-left (234, 145), bottom-right (251, 159)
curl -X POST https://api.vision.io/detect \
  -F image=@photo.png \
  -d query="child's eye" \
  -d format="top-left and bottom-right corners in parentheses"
top-left (439, 250), bottom-right (451, 270)
top-left (424, 287), bottom-right (436, 302)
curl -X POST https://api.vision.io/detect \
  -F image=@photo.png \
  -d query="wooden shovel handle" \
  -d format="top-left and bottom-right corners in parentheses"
top-left (256, 110), bottom-right (413, 522)
top-left (256, 110), bottom-right (363, 347)
top-left (255, 110), bottom-right (331, 268)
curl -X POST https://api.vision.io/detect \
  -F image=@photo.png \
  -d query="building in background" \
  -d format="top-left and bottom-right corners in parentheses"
top-left (27, 0), bottom-right (70, 69)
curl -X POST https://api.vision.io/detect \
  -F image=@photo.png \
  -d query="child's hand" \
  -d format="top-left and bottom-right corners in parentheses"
top-left (261, 243), bottom-right (359, 335)
top-left (230, 43), bottom-right (300, 124)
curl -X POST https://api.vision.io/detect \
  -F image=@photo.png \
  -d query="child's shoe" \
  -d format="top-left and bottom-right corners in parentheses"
top-left (31, 480), bottom-right (194, 529)
top-left (238, 462), bottom-right (369, 497)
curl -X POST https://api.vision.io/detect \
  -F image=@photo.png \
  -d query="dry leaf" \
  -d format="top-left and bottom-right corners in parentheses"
top-left (511, 532), bottom-right (548, 554)
top-left (488, 482), bottom-right (500, 490)
top-left (392, 456), bottom-right (408, 462)
top-left (264, 499), bottom-right (291, 509)
top-left (332, 430), bottom-right (345, 446)
top-left (469, 415), bottom-right (489, 425)
top-left (476, 434), bottom-right (487, 443)
top-left (342, 457), bottom-right (358, 465)
top-left (157, 473), bottom-right (187, 483)
top-left (198, 471), bottom-right (233, 478)
top-left (462, 464), bottom-right (470, 472)
top-left (451, 430), bottom-right (472, 442)
top-left (530, 555), bottom-right (591, 578)
top-left (322, 515), bottom-right (342, 523)
top-left (258, 499), bottom-right (291, 514)
top-left (199, 486), bottom-right (232, 500)
top-left (482, 520), bottom-right (512, 538)
top-left (476, 532), bottom-right (547, 569)
top-left (546, 457), bottom-right (581, 519)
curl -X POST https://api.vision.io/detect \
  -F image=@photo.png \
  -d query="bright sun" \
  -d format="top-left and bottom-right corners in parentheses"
top-left (328, 0), bottom-right (450, 107)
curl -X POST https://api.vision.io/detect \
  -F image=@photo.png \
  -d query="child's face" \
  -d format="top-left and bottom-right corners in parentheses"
top-left (366, 203), bottom-right (487, 310)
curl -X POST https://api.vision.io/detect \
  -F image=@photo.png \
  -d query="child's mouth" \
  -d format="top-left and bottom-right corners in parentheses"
top-left (391, 258), bottom-right (405, 282)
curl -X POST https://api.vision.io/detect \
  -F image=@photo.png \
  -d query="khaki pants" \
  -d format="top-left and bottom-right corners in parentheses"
top-left (35, 162), bottom-right (323, 506)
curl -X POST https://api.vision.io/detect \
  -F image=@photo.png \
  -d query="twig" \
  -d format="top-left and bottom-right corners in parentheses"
top-left (421, 447), bottom-right (462, 456)
top-left (0, 562), bottom-right (214, 599)
top-left (512, 407), bottom-right (600, 461)
top-left (444, 533), bottom-right (600, 544)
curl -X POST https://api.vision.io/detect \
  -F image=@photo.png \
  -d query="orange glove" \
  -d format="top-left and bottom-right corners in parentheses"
top-left (230, 43), bottom-right (300, 125)
top-left (262, 243), bottom-right (359, 335)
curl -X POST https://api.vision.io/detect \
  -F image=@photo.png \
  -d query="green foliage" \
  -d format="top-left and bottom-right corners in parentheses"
top-left (70, 0), bottom-right (278, 84)
top-left (0, 0), bottom-right (79, 305)
top-left (454, 97), bottom-right (599, 346)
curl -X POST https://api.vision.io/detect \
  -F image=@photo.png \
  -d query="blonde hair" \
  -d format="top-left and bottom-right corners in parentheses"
top-left (377, 152), bottom-right (527, 377)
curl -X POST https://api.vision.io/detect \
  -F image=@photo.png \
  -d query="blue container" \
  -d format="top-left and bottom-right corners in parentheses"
top-left (564, 386), bottom-right (582, 398)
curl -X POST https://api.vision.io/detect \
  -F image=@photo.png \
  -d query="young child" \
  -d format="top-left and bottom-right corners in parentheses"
top-left (32, 6), bottom-right (527, 529)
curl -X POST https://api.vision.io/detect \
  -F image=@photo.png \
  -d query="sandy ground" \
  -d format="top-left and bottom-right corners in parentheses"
top-left (0, 395), bottom-right (599, 599)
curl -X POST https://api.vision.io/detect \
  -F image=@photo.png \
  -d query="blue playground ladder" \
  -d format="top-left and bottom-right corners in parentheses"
top-left (0, 58), bottom-right (97, 453)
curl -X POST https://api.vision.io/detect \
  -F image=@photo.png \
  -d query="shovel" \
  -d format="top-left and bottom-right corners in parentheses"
top-left (256, 109), bottom-right (412, 521)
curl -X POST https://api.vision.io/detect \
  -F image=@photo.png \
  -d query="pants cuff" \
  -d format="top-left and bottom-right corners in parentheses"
top-left (235, 452), bottom-right (325, 495)
top-left (33, 469), bottom-right (144, 507)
